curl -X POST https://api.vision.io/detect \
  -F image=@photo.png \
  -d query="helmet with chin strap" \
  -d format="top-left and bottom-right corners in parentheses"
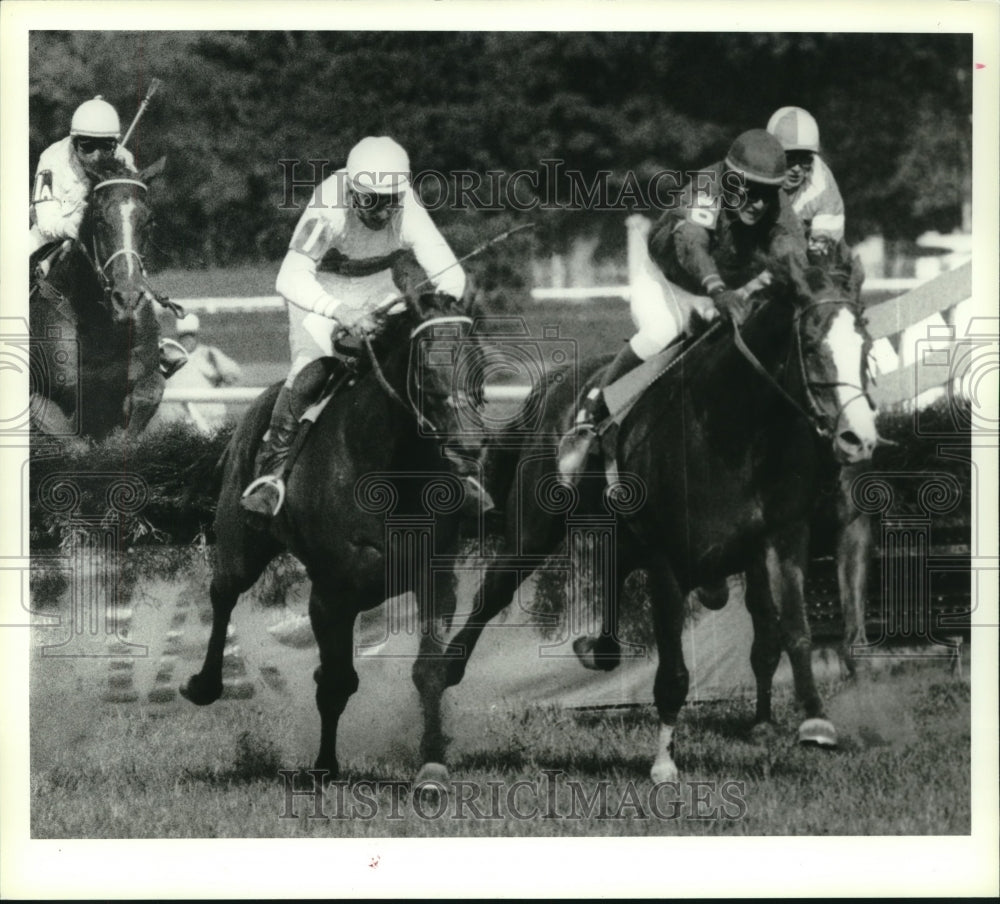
top-left (70, 96), bottom-right (121, 139)
top-left (346, 136), bottom-right (410, 195)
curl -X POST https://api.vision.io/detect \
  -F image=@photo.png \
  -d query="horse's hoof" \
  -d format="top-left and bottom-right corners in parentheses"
top-left (414, 762), bottom-right (450, 798)
top-left (798, 717), bottom-right (838, 748)
top-left (573, 635), bottom-right (621, 672)
top-left (650, 757), bottom-right (679, 784)
top-left (179, 674), bottom-right (222, 706)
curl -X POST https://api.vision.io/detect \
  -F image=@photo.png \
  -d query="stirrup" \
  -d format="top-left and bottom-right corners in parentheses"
top-left (159, 337), bottom-right (189, 379)
top-left (241, 474), bottom-right (286, 517)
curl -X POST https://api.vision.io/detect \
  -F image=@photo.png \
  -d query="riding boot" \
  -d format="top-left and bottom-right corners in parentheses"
top-left (240, 384), bottom-right (299, 519)
top-left (557, 342), bottom-right (644, 484)
top-left (158, 338), bottom-right (189, 379)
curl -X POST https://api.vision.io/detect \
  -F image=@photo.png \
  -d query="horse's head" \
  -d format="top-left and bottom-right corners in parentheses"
top-left (367, 289), bottom-right (483, 454)
top-left (78, 156), bottom-right (164, 323)
top-left (788, 266), bottom-right (878, 464)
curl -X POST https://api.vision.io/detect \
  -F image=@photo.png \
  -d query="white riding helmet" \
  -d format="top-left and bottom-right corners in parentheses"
top-left (346, 136), bottom-right (410, 195)
top-left (767, 106), bottom-right (820, 153)
top-left (70, 96), bottom-right (122, 139)
top-left (175, 313), bottom-right (201, 336)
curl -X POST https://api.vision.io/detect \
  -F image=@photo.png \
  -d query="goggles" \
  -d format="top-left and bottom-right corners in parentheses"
top-left (74, 136), bottom-right (118, 155)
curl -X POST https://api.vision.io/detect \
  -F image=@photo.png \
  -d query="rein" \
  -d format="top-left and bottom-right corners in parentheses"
top-left (731, 293), bottom-right (871, 440)
top-left (363, 314), bottom-right (474, 433)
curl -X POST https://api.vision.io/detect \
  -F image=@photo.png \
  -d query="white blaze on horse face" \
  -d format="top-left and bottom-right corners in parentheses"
top-left (824, 307), bottom-right (877, 463)
top-left (118, 196), bottom-right (141, 282)
top-left (650, 722), bottom-right (679, 783)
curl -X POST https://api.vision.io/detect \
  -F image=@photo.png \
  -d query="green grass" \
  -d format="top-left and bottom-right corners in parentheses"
top-left (31, 661), bottom-right (969, 838)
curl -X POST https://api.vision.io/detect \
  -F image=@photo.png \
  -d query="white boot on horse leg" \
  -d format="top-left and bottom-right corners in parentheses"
top-left (650, 723), bottom-right (680, 783)
top-left (798, 717), bottom-right (838, 747)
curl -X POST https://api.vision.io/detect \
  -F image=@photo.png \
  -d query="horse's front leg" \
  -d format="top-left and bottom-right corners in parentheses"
top-left (412, 561), bottom-right (523, 787)
top-left (756, 522), bottom-right (837, 747)
top-left (310, 583), bottom-right (360, 779)
top-left (123, 366), bottom-right (164, 433)
top-left (836, 463), bottom-right (872, 676)
top-left (647, 561), bottom-right (689, 783)
top-left (180, 572), bottom-right (243, 704)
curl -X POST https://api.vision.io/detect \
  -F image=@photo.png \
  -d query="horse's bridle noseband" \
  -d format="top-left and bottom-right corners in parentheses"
top-left (83, 178), bottom-right (152, 301)
top-left (362, 313), bottom-right (474, 433)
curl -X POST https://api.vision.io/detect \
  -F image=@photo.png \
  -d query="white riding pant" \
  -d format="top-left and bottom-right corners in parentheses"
top-left (285, 270), bottom-right (399, 387)
top-left (628, 256), bottom-right (718, 360)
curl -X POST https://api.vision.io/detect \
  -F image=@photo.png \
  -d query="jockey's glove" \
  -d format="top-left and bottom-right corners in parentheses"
top-left (712, 288), bottom-right (753, 326)
top-left (332, 303), bottom-right (378, 336)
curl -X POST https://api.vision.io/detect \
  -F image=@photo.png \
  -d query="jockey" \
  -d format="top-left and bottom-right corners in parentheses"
top-left (766, 106), bottom-right (863, 292)
top-left (30, 96), bottom-right (137, 253)
top-left (30, 95), bottom-right (187, 378)
top-left (558, 129), bottom-right (809, 480)
top-left (241, 135), bottom-right (490, 519)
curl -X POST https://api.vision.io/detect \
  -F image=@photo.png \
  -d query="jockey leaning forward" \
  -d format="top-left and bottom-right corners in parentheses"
top-left (30, 95), bottom-right (188, 377)
top-left (240, 135), bottom-right (493, 520)
top-left (766, 106), bottom-right (864, 296)
top-left (557, 128), bottom-right (810, 481)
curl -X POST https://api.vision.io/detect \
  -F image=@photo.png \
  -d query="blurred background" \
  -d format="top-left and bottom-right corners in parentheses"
top-left (30, 31), bottom-right (973, 287)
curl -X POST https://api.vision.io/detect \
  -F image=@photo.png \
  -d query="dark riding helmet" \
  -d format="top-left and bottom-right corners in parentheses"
top-left (725, 129), bottom-right (787, 186)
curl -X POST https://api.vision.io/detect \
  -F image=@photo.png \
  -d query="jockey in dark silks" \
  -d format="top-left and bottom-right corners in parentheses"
top-left (240, 135), bottom-right (492, 520)
top-left (767, 106), bottom-right (865, 297)
top-left (558, 128), bottom-right (811, 479)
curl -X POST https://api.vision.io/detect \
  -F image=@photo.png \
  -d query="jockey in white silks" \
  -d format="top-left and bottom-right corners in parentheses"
top-left (30, 95), bottom-right (188, 377)
top-left (240, 135), bottom-right (489, 519)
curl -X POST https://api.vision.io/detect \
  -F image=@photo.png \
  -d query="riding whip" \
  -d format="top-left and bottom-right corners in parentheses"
top-left (121, 78), bottom-right (162, 148)
top-left (371, 222), bottom-right (536, 317)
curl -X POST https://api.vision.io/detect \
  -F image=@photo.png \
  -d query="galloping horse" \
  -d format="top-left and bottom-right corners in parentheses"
top-left (30, 156), bottom-right (167, 441)
top-left (412, 263), bottom-right (879, 784)
top-left (181, 290), bottom-right (482, 777)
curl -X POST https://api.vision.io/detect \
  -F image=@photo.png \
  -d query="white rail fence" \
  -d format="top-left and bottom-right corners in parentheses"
top-left (162, 219), bottom-right (978, 420)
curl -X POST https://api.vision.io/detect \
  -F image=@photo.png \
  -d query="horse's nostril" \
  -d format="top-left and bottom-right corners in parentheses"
top-left (839, 430), bottom-right (862, 449)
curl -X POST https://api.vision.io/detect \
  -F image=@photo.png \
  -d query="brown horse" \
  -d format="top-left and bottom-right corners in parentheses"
top-left (181, 290), bottom-right (486, 777)
top-left (30, 157), bottom-right (167, 441)
top-left (412, 264), bottom-right (879, 785)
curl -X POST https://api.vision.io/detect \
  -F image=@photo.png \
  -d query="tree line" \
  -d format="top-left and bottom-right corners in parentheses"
top-left (29, 31), bottom-right (972, 271)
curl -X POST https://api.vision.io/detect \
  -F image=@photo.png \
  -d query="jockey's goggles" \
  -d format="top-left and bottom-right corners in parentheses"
top-left (74, 136), bottom-right (118, 154)
top-left (785, 150), bottom-right (815, 169)
top-left (350, 188), bottom-right (403, 215)
top-left (742, 181), bottom-right (781, 203)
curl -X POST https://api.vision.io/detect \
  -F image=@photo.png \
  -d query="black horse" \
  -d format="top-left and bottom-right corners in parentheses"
top-left (30, 157), bottom-right (167, 441)
top-left (181, 289), bottom-right (485, 777)
top-left (412, 264), bottom-right (879, 785)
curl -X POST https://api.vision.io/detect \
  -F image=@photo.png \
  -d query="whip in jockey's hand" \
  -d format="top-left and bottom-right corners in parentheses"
top-left (241, 136), bottom-right (488, 522)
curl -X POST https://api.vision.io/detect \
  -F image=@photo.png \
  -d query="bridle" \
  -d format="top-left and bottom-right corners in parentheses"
top-left (360, 310), bottom-right (474, 434)
top-left (732, 292), bottom-right (874, 440)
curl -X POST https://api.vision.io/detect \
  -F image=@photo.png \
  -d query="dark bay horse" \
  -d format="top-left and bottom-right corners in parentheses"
top-left (412, 265), bottom-right (878, 784)
top-left (181, 291), bottom-right (483, 777)
top-left (30, 157), bottom-right (167, 441)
